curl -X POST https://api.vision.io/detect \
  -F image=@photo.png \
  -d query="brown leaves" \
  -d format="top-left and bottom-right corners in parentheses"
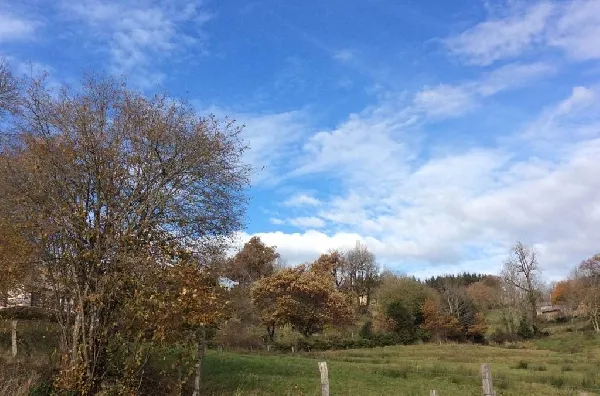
top-left (421, 298), bottom-right (462, 342)
top-left (226, 236), bottom-right (279, 286)
top-left (0, 71), bottom-right (251, 391)
top-left (251, 261), bottom-right (354, 337)
top-left (122, 261), bottom-right (228, 344)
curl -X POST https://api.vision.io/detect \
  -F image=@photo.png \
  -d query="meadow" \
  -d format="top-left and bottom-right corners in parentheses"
top-left (2, 318), bottom-right (599, 395)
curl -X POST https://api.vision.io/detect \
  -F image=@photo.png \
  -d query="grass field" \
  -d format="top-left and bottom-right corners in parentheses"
top-left (1, 319), bottom-right (600, 395)
top-left (203, 343), bottom-right (600, 395)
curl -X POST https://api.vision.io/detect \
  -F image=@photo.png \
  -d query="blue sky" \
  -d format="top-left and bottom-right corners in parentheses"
top-left (2, 0), bottom-right (600, 280)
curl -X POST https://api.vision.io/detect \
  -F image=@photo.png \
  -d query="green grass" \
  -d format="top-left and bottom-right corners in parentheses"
top-left (202, 343), bottom-right (600, 395)
top-left (2, 319), bottom-right (600, 395)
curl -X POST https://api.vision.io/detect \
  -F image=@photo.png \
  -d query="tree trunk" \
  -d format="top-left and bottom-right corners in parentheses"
top-left (192, 327), bottom-right (206, 396)
top-left (592, 309), bottom-right (599, 333)
top-left (267, 323), bottom-right (275, 342)
top-left (11, 320), bottom-right (17, 358)
top-left (72, 309), bottom-right (81, 362)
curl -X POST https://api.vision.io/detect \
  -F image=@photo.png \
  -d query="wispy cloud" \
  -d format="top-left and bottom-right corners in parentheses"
top-left (240, 86), bottom-right (600, 280)
top-left (283, 193), bottom-right (322, 207)
top-left (548, 0), bottom-right (600, 60)
top-left (414, 84), bottom-right (475, 118)
top-left (0, 12), bottom-right (38, 43)
top-left (414, 61), bottom-right (556, 118)
top-left (200, 106), bottom-right (312, 185)
top-left (60, 0), bottom-right (212, 87)
top-left (288, 216), bottom-right (326, 229)
top-left (444, 2), bottom-right (554, 65)
top-left (445, 0), bottom-right (600, 65)
top-left (333, 49), bottom-right (355, 62)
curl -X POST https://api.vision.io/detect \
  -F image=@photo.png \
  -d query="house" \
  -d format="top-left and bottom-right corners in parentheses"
top-left (536, 302), bottom-right (566, 320)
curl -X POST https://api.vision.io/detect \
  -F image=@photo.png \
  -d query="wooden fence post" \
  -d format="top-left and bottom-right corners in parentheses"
top-left (480, 363), bottom-right (496, 396)
top-left (318, 361), bottom-right (329, 396)
top-left (11, 320), bottom-right (17, 358)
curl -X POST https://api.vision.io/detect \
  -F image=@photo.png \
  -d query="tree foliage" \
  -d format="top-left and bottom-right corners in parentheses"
top-left (575, 254), bottom-right (600, 332)
top-left (226, 236), bottom-right (279, 287)
top-left (0, 73), bottom-right (250, 393)
top-left (502, 241), bottom-right (542, 332)
top-left (251, 262), bottom-right (354, 339)
top-left (344, 241), bottom-right (380, 308)
top-left (0, 58), bottom-right (19, 118)
top-left (421, 298), bottom-right (461, 343)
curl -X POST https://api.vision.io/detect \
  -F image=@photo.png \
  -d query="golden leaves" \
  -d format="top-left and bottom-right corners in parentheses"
top-left (251, 261), bottom-right (354, 336)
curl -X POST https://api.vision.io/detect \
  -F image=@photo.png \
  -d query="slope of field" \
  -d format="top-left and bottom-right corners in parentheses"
top-left (1, 318), bottom-right (599, 395)
top-left (203, 343), bottom-right (600, 395)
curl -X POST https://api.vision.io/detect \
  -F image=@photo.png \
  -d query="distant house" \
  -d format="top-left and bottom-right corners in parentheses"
top-left (536, 302), bottom-right (566, 320)
top-left (1, 286), bottom-right (55, 310)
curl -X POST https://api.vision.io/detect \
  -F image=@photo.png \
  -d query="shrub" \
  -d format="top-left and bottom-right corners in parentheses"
top-left (273, 331), bottom-right (408, 352)
top-left (359, 321), bottom-right (374, 339)
top-left (0, 306), bottom-right (57, 322)
top-left (489, 328), bottom-right (518, 344)
top-left (517, 315), bottom-right (535, 339)
top-left (213, 320), bottom-right (264, 350)
top-left (550, 376), bottom-right (565, 388)
top-left (514, 360), bottom-right (529, 369)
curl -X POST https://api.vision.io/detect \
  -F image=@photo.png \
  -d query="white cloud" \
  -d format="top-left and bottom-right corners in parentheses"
top-left (413, 62), bottom-right (556, 118)
top-left (233, 230), bottom-right (369, 265)
top-left (445, 0), bottom-right (600, 65)
top-left (61, 0), bottom-right (212, 87)
top-left (521, 86), bottom-right (600, 142)
top-left (270, 218), bottom-right (285, 225)
top-left (291, 98), bottom-right (419, 185)
top-left (413, 84), bottom-right (475, 118)
top-left (0, 13), bottom-right (37, 42)
top-left (444, 2), bottom-right (554, 65)
top-left (553, 86), bottom-right (597, 117)
top-left (474, 62), bottom-right (557, 96)
top-left (216, 109), bottom-right (311, 185)
top-left (548, 0), bottom-right (600, 61)
top-left (333, 49), bottom-right (354, 62)
top-left (239, 88), bottom-right (600, 280)
top-left (283, 193), bottom-right (321, 207)
top-left (288, 216), bottom-right (326, 229)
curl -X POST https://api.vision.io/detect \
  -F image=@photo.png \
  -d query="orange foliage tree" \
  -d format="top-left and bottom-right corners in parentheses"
top-left (421, 298), bottom-right (461, 343)
top-left (226, 236), bottom-right (279, 287)
top-left (466, 312), bottom-right (488, 340)
top-left (251, 262), bottom-right (354, 340)
top-left (551, 280), bottom-right (573, 305)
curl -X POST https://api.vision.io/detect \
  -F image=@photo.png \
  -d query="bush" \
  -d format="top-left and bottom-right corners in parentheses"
top-left (105, 340), bottom-right (197, 395)
top-left (273, 331), bottom-right (408, 352)
top-left (386, 300), bottom-right (416, 340)
top-left (359, 321), bottom-right (373, 339)
top-left (489, 328), bottom-right (518, 344)
top-left (514, 360), bottom-right (529, 369)
top-left (517, 316), bottom-right (534, 339)
top-left (0, 306), bottom-right (57, 322)
top-left (212, 320), bottom-right (264, 350)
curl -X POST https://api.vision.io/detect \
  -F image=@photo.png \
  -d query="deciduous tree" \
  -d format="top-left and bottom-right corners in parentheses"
top-left (226, 236), bottom-right (279, 287)
top-left (0, 74), bottom-right (250, 393)
top-left (502, 241), bottom-right (542, 333)
top-left (251, 262), bottom-right (353, 340)
top-left (421, 298), bottom-right (461, 343)
top-left (344, 241), bottom-right (379, 309)
top-left (0, 58), bottom-right (19, 118)
top-left (575, 254), bottom-right (600, 333)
